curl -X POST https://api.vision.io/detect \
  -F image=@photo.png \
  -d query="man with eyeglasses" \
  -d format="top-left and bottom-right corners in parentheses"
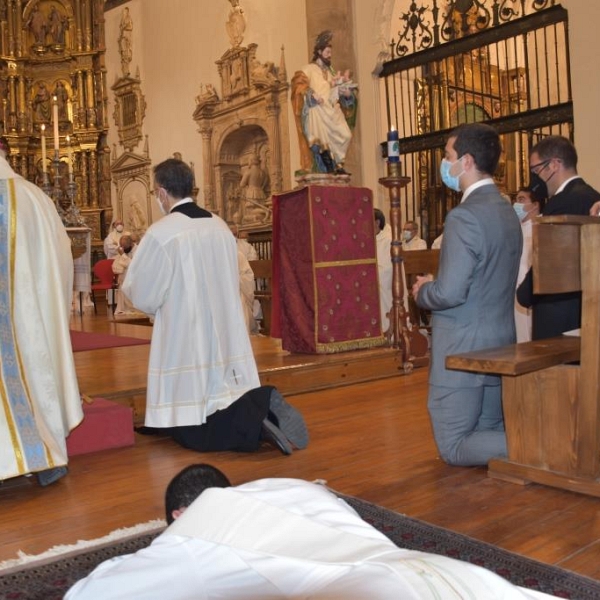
top-left (518, 136), bottom-right (600, 339)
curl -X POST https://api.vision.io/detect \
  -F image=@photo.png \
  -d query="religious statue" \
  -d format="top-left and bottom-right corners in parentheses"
top-left (126, 194), bottom-right (147, 237)
top-left (291, 30), bottom-right (358, 175)
top-left (48, 6), bottom-right (67, 46)
top-left (118, 7), bottom-right (133, 76)
top-left (225, 0), bottom-right (246, 48)
top-left (239, 154), bottom-right (271, 224)
top-left (250, 58), bottom-right (278, 88)
top-left (33, 82), bottom-right (51, 123)
top-left (26, 5), bottom-right (48, 45)
top-left (53, 81), bottom-right (69, 120)
top-left (195, 83), bottom-right (219, 107)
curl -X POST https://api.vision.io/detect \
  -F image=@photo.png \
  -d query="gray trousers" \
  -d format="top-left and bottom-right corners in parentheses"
top-left (427, 383), bottom-right (507, 466)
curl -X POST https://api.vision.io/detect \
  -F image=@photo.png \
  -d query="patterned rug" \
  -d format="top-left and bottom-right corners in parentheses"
top-left (70, 330), bottom-right (150, 352)
top-left (1, 493), bottom-right (599, 599)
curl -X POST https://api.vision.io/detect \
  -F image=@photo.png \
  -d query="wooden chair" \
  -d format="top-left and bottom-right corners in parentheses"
top-left (402, 249), bottom-right (440, 330)
top-left (91, 258), bottom-right (118, 314)
top-left (249, 259), bottom-right (272, 335)
top-left (446, 216), bottom-right (600, 498)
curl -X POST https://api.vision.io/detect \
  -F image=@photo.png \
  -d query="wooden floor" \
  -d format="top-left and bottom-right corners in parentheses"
top-left (1, 305), bottom-right (600, 582)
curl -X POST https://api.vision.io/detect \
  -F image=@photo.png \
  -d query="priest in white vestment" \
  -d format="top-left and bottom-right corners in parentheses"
top-left (0, 138), bottom-right (82, 486)
top-left (66, 475), bottom-right (561, 600)
top-left (121, 159), bottom-right (261, 430)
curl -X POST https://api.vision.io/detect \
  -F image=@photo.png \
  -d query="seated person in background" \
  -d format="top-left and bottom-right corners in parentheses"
top-left (237, 248), bottom-right (257, 334)
top-left (517, 135), bottom-right (600, 339)
top-left (402, 220), bottom-right (427, 250)
top-left (513, 187), bottom-right (544, 342)
top-left (112, 234), bottom-right (141, 315)
top-left (103, 219), bottom-right (130, 259)
top-left (67, 463), bottom-right (559, 600)
top-left (374, 208), bottom-right (393, 334)
top-left (231, 224), bottom-right (262, 328)
top-left (431, 224), bottom-right (444, 250)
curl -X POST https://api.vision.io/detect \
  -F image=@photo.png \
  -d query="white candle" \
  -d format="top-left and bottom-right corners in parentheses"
top-left (40, 124), bottom-right (47, 173)
top-left (66, 135), bottom-right (73, 174)
top-left (52, 96), bottom-right (59, 151)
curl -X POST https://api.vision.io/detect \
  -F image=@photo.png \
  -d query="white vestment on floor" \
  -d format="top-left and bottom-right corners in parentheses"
top-left (66, 478), bottom-right (559, 600)
top-left (0, 157), bottom-right (82, 480)
top-left (121, 208), bottom-right (260, 427)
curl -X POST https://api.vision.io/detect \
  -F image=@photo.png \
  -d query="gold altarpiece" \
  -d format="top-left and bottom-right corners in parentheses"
top-left (0, 0), bottom-right (110, 257)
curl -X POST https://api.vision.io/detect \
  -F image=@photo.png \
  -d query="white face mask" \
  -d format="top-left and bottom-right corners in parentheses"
top-left (155, 194), bottom-right (167, 216)
top-left (115, 225), bottom-right (124, 233)
top-left (402, 230), bottom-right (413, 242)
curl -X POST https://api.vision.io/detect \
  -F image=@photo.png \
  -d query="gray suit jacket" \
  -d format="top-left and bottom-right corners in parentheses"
top-left (417, 183), bottom-right (522, 388)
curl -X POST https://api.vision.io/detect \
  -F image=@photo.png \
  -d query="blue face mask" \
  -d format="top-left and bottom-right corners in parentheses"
top-left (440, 157), bottom-right (464, 192)
top-left (513, 202), bottom-right (528, 221)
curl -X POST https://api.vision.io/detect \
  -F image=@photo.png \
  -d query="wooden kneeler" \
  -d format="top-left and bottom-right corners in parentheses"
top-left (446, 216), bottom-right (600, 498)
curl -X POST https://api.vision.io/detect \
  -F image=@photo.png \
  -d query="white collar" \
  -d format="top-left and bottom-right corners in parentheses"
top-left (461, 177), bottom-right (494, 203)
top-left (553, 175), bottom-right (581, 196)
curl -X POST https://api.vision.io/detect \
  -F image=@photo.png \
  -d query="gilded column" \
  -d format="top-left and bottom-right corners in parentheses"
top-left (81, 150), bottom-right (89, 207)
top-left (89, 149), bottom-right (98, 207)
top-left (7, 0), bottom-right (14, 58)
top-left (76, 70), bottom-right (85, 128)
top-left (199, 124), bottom-right (214, 211)
top-left (17, 74), bottom-right (25, 132)
top-left (265, 100), bottom-right (283, 193)
top-left (86, 70), bottom-right (96, 126)
top-left (14, 0), bottom-right (21, 58)
top-left (75, 0), bottom-right (83, 52)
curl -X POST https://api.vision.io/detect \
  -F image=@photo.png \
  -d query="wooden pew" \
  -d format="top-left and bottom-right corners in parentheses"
top-left (402, 249), bottom-right (440, 332)
top-left (446, 216), bottom-right (600, 498)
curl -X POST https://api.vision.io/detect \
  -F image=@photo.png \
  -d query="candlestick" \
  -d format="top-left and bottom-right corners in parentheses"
top-left (66, 135), bottom-right (73, 174)
top-left (52, 95), bottom-right (59, 151)
top-left (387, 126), bottom-right (400, 163)
top-left (41, 124), bottom-right (47, 173)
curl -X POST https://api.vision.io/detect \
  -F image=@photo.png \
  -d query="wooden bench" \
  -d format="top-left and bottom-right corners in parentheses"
top-left (446, 216), bottom-right (600, 498)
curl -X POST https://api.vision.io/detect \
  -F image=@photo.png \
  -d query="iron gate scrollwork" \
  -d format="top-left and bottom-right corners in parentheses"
top-left (379, 0), bottom-right (571, 245)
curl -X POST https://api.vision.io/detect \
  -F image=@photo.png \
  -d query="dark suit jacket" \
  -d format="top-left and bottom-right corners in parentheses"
top-left (516, 177), bottom-right (600, 339)
top-left (417, 183), bottom-right (522, 388)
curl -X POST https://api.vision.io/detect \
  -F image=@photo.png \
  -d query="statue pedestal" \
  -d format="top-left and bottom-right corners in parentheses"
top-left (272, 185), bottom-right (385, 354)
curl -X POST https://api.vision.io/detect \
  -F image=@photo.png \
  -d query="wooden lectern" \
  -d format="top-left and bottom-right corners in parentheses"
top-left (446, 216), bottom-right (600, 497)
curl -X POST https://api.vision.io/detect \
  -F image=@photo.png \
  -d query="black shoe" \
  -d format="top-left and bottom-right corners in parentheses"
top-left (260, 419), bottom-right (293, 455)
top-left (134, 426), bottom-right (167, 436)
top-left (268, 389), bottom-right (309, 449)
top-left (37, 466), bottom-right (68, 487)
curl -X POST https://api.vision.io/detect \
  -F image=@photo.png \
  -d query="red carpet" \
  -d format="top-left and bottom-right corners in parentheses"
top-left (70, 330), bottom-right (150, 352)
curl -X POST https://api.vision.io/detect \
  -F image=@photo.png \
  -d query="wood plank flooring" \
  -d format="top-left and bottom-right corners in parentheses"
top-left (1, 306), bottom-right (599, 583)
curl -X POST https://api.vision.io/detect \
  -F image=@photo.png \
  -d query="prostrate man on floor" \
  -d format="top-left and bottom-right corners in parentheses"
top-left (66, 463), bottom-right (560, 599)
top-left (0, 136), bottom-right (83, 487)
top-left (121, 158), bottom-right (307, 455)
top-left (413, 123), bottom-right (522, 467)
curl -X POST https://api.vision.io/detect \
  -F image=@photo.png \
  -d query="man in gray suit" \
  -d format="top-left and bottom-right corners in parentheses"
top-left (412, 123), bottom-right (522, 466)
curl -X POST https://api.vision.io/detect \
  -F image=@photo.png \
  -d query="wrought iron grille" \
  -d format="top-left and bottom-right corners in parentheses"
top-left (379, 1), bottom-right (571, 245)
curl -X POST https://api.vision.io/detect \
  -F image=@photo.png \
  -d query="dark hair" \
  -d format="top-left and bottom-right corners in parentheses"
top-left (530, 135), bottom-right (577, 170)
top-left (374, 208), bottom-right (385, 231)
top-left (154, 158), bottom-right (194, 200)
top-left (0, 136), bottom-right (10, 155)
top-left (165, 464), bottom-right (230, 525)
top-left (518, 186), bottom-right (546, 213)
top-left (450, 123), bottom-right (501, 176)
top-left (312, 30), bottom-right (332, 61)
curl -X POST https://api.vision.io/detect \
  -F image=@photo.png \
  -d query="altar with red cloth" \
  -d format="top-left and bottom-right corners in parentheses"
top-left (272, 185), bottom-right (385, 354)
